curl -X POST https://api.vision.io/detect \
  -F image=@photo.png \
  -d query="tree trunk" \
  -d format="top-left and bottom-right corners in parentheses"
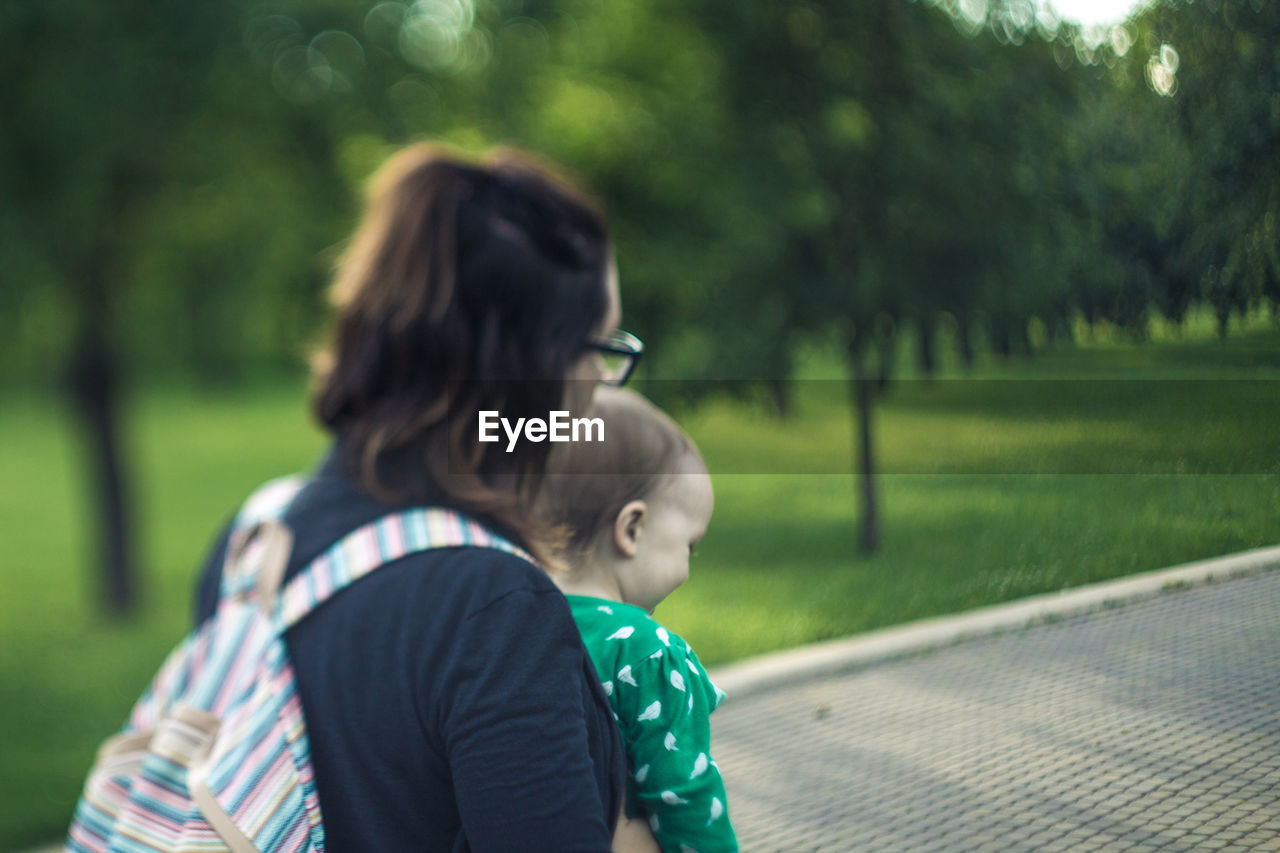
top-left (957, 319), bottom-right (975, 371)
top-left (994, 323), bottom-right (1012, 359)
top-left (67, 322), bottom-right (136, 615)
top-left (1018, 320), bottom-right (1033, 360)
top-left (917, 315), bottom-right (936, 379)
top-left (768, 377), bottom-right (790, 418)
top-left (1052, 317), bottom-right (1072, 346)
top-left (67, 179), bottom-right (139, 616)
top-left (875, 323), bottom-right (895, 393)
top-left (848, 344), bottom-right (880, 555)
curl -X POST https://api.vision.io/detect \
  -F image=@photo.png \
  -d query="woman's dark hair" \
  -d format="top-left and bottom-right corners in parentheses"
top-left (312, 143), bottom-right (612, 563)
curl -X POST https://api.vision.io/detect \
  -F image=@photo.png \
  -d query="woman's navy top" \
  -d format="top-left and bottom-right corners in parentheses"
top-left (194, 447), bottom-right (625, 852)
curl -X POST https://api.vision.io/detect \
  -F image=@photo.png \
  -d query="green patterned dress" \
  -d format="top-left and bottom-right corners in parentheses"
top-left (567, 595), bottom-right (739, 853)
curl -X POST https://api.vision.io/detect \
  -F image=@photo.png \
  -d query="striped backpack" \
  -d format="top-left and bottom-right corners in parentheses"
top-left (66, 477), bottom-right (537, 853)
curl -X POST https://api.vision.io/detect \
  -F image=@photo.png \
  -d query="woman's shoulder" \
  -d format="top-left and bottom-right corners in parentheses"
top-left (283, 468), bottom-right (554, 595)
top-left (319, 531), bottom-right (559, 631)
top-left (432, 543), bottom-right (559, 606)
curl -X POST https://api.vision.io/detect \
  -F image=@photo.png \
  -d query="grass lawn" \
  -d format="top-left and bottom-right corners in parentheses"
top-left (1, 321), bottom-right (1278, 849)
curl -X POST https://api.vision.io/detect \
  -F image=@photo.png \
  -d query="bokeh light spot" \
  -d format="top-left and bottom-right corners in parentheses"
top-left (1035, 4), bottom-right (1061, 40)
top-left (389, 75), bottom-right (441, 130)
top-left (960, 0), bottom-right (990, 28)
top-left (364, 2), bottom-right (408, 46)
top-left (313, 30), bottom-right (365, 75)
top-left (1145, 43), bottom-right (1180, 97)
top-left (272, 45), bottom-right (333, 103)
top-left (244, 12), bottom-right (304, 70)
top-left (1109, 26), bottom-right (1132, 57)
top-left (399, 0), bottom-right (477, 73)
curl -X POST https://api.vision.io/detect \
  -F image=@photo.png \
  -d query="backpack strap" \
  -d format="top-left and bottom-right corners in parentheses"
top-left (271, 507), bottom-right (538, 632)
top-left (220, 475), bottom-right (306, 602)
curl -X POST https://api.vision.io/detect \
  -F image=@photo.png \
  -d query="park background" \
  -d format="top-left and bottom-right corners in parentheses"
top-left (2, 0), bottom-right (1278, 847)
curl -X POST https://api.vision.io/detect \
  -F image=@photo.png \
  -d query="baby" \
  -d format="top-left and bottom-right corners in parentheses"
top-left (537, 387), bottom-right (737, 853)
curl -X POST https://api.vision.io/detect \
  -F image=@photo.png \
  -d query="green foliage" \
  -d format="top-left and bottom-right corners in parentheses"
top-left (0, 0), bottom-right (350, 382)
top-left (1139, 0), bottom-right (1280, 335)
top-left (2, 0), bottom-right (1275, 381)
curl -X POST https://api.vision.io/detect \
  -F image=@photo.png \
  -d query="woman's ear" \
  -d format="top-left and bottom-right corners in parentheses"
top-left (612, 500), bottom-right (647, 557)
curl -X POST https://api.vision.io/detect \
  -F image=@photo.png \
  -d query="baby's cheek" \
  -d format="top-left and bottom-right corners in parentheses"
top-left (674, 559), bottom-right (691, 587)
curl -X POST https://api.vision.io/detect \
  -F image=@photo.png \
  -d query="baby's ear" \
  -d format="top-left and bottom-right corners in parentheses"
top-left (612, 500), bottom-right (647, 557)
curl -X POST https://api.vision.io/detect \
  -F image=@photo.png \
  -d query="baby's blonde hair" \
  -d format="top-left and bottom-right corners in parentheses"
top-left (535, 388), bottom-right (705, 560)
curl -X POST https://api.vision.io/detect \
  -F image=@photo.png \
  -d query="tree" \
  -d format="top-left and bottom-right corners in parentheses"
top-left (1135, 0), bottom-right (1280, 334)
top-left (0, 0), bottom-right (345, 611)
top-left (680, 0), bottom-right (1097, 552)
top-left (1, 2), bottom-right (211, 610)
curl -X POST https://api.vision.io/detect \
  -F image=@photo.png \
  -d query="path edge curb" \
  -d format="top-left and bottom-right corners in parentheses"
top-left (707, 545), bottom-right (1280, 704)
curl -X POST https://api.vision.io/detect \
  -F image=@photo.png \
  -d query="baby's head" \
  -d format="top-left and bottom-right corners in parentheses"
top-left (536, 388), bottom-right (713, 612)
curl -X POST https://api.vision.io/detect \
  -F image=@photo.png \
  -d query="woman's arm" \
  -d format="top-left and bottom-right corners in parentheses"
top-left (440, 585), bottom-right (621, 852)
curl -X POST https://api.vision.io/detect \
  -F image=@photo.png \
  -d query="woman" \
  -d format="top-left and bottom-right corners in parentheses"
top-left (192, 144), bottom-right (647, 851)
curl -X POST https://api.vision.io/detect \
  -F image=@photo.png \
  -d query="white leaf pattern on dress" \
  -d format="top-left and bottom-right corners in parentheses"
top-left (649, 649), bottom-right (664, 660)
top-left (638, 700), bottom-right (662, 722)
top-left (679, 846), bottom-right (699, 853)
top-left (670, 670), bottom-right (685, 692)
top-left (664, 732), bottom-right (677, 751)
top-left (690, 752), bottom-right (708, 778)
top-left (660, 790), bottom-right (689, 806)
top-left (635, 763), bottom-right (650, 783)
top-left (602, 680), bottom-right (613, 697)
top-left (709, 797), bottom-right (724, 822)
top-left (686, 658), bottom-right (700, 676)
top-left (649, 814), bottom-right (660, 833)
top-left (656, 627), bottom-right (670, 646)
top-left (617, 665), bottom-right (638, 687)
top-left (606, 626), bottom-right (635, 641)
top-left (597, 604), bottom-right (614, 614)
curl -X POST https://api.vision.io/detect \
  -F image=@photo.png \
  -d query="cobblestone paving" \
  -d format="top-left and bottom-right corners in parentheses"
top-left (712, 568), bottom-right (1280, 851)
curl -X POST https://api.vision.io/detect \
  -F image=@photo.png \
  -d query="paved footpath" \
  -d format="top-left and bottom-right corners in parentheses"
top-left (708, 558), bottom-right (1280, 851)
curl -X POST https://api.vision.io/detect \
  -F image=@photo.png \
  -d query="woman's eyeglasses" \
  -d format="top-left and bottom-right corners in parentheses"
top-left (584, 329), bottom-right (644, 387)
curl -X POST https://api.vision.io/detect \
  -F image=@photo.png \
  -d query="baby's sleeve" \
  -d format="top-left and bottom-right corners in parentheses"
top-left (612, 629), bottom-right (738, 853)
